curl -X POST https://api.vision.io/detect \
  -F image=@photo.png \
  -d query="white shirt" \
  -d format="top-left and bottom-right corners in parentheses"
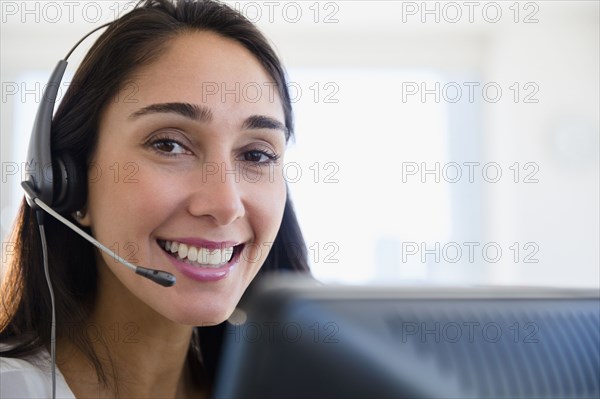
top-left (0, 350), bottom-right (75, 399)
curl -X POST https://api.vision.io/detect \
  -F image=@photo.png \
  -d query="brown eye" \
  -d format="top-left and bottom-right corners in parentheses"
top-left (244, 150), bottom-right (266, 162)
top-left (155, 140), bottom-right (176, 153)
top-left (243, 150), bottom-right (279, 164)
top-left (149, 138), bottom-right (190, 156)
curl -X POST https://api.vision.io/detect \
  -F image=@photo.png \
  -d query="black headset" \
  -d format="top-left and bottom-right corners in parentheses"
top-left (22, 23), bottom-right (111, 217)
top-left (20, 22), bottom-right (176, 288)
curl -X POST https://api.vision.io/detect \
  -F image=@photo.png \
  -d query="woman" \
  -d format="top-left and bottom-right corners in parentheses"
top-left (0, 0), bottom-right (310, 397)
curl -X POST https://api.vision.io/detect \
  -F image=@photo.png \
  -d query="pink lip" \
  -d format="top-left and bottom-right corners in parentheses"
top-left (158, 240), bottom-right (242, 282)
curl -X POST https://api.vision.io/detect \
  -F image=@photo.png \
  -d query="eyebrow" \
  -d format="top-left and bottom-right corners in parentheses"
top-left (129, 102), bottom-right (213, 122)
top-left (129, 102), bottom-right (288, 136)
top-left (242, 115), bottom-right (288, 136)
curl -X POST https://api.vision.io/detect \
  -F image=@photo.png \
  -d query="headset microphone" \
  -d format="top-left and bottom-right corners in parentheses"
top-left (22, 179), bottom-right (176, 287)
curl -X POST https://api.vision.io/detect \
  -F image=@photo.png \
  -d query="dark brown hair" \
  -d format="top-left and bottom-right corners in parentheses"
top-left (0, 0), bottom-right (309, 392)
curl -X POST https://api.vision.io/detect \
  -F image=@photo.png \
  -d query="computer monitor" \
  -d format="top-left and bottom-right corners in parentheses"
top-left (213, 277), bottom-right (599, 399)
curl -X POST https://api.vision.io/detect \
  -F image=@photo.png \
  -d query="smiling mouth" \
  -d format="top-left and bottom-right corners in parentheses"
top-left (157, 239), bottom-right (244, 268)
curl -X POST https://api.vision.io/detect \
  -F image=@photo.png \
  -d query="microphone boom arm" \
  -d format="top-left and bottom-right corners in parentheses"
top-left (21, 181), bottom-right (176, 287)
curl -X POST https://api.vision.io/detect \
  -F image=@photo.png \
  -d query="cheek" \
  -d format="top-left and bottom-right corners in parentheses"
top-left (242, 170), bottom-right (287, 261)
top-left (85, 160), bottom-right (176, 244)
top-left (249, 174), bottom-right (286, 236)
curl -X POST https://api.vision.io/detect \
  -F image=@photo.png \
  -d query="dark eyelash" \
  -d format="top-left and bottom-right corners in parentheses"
top-left (260, 150), bottom-right (280, 161)
top-left (246, 149), bottom-right (281, 163)
top-left (145, 135), bottom-right (188, 157)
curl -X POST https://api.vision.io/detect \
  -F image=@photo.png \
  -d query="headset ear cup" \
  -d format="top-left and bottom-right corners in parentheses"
top-left (53, 153), bottom-right (86, 214)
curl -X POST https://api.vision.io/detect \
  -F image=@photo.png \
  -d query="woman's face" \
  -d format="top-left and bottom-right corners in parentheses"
top-left (81, 32), bottom-right (287, 325)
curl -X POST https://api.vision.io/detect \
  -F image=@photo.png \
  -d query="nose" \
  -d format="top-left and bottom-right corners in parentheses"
top-left (187, 161), bottom-right (245, 226)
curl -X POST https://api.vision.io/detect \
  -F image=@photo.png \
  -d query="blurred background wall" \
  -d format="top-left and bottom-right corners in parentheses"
top-left (1, 1), bottom-right (598, 287)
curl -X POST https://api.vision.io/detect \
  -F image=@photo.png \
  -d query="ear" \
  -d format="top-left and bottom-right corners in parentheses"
top-left (73, 208), bottom-right (92, 226)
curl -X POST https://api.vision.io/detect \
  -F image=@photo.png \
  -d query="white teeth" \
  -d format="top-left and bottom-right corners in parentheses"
top-left (161, 240), bottom-right (235, 267)
top-left (178, 243), bottom-right (188, 259)
top-left (207, 250), bottom-right (222, 265)
top-left (222, 247), bottom-right (233, 263)
top-left (198, 248), bottom-right (209, 264)
top-left (187, 246), bottom-right (198, 262)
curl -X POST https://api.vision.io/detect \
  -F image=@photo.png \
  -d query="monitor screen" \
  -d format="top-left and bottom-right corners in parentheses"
top-left (213, 277), bottom-right (600, 399)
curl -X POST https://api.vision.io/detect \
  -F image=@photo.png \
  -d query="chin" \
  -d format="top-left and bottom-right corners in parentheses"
top-left (160, 300), bottom-right (238, 327)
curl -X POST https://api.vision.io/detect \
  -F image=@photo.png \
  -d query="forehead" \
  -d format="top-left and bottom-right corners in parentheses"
top-left (117, 31), bottom-right (284, 119)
